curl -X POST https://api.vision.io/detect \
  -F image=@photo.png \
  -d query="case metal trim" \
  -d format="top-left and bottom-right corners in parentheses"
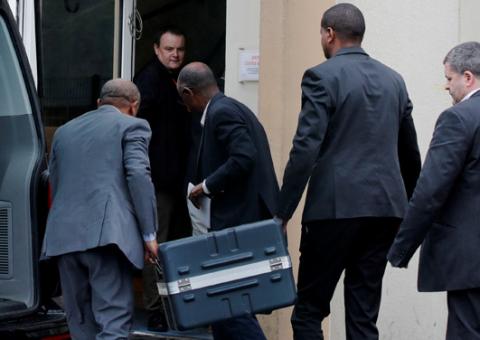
top-left (159, 255), bottom-right (291, 295)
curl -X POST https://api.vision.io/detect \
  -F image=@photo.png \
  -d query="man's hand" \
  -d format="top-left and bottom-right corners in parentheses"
top-left (274, 216), bottom-right (288, 236)
top-left (144, 239), bottom-right (158, 264)
top-left (282, 219), bottom-right (289, 233)
top-left (188, 183), bottom-right (204, 209)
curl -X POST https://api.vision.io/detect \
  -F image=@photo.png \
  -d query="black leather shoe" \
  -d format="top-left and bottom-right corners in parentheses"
top-left (147, 312), bottom-right (168, 332)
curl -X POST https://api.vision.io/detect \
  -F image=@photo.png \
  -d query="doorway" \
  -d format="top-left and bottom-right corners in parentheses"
top-left (36, 0), bottom-right (226, 151)
top-left (134, 0), bottom-right (226, 85)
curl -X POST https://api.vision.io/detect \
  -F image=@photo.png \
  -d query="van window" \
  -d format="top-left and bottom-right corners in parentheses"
top-left (0, 17), bottom-right (32, 117)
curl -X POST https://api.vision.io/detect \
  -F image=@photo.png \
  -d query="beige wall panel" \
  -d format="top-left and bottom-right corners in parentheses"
top-left (258, 1), bottom-right (334, 339)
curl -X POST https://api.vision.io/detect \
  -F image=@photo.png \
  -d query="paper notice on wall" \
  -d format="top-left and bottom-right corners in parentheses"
top-left (238, 49), bottom-right (259, 82)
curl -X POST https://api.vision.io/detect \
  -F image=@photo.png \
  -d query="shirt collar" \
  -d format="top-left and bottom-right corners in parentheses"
top-left (200, 100), bottom-right (211, 127)
top-left (461, 88), bottom-right (480, 102)
top-left (334, 46), bottom-right (368, 57)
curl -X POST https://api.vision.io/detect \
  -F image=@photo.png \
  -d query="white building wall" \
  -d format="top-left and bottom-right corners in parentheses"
top-left (224, 0), bottom-right (260, 114)
top-left (7, 0), bottom-right (37, 84)
top-left (330, 1), bottom-right (480, 339)
top-left (17, 0), bottom-right (37, 84)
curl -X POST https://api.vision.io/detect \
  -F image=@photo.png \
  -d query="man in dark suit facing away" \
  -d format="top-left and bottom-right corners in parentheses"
top-left (388, 42), bottom-right (480, 340)
top-left (177, 62), bottom-right (279, 340)
top-left (275, 4), bottom-right (421, 340)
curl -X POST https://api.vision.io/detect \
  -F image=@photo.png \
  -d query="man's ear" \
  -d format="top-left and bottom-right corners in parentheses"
top-left (464, 71), bottom-right (475, 86)
top-left (182, 87), bottom-right (194, 97)
top-left (129, 100), bottom-right (139, 117)
top-left (325, 27), bottom-right (335, 43)
top-left (153, 43), bottom-right (160, 55)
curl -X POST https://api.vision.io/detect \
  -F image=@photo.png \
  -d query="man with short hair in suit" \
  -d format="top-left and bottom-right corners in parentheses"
top-left (177, 61), bottom-right (278, 340)
top-left (42, 79), bottom-right (159, 340)
top-left (275, 3), bottom-right (421, 339)
top-left (388, 41), bottom-right (480, 340)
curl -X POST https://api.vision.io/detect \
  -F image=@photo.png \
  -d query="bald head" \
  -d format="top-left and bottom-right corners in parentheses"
top-left (176, 62), bottom-right (219, 113)
top-left (98, 79), bottom-right (141, 115)
top-left (177, 62), bottom-right (218, 96)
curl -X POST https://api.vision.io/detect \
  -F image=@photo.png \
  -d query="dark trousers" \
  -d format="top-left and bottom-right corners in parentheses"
top-left (212, 314), bottom-right (267, 340)
top-left (291, 217), bottom-right (399, 340)
top-left (447, 288), bottom-right (480, 340)
top-left (57, 245), bottom-right (134, 340)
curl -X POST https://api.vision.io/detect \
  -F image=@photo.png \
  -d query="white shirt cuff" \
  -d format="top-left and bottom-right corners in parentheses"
top-left (143, 232), bottom-right (156, 242)
top-left (202, 180), bottom-right (210, 195)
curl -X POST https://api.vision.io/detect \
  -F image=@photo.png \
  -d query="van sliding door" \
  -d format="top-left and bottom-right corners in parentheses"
top-left (0, 0), bottom-right (45, 319)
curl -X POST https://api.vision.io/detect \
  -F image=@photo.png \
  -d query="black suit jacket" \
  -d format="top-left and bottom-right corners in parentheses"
top-left (388, 91), bottom-right (480, 292)
top-left (197, 93), bottom-right (279, 230)
top-left (277, 47), bottom-right (421, 223)
top-left (134, 58), bottom-right (191, 194)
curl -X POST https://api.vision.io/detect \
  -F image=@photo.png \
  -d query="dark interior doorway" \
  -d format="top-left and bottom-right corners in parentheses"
top-left (134, 0), bottom-right (226, 83)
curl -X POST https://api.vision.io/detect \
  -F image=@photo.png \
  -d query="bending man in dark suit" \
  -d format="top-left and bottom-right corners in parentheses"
top-left (275, 4), bottom-right (421, 340)
top-left (42, 79), bottom-right (158, 340)
top-left (388, 42), bottom-right (480, 340)
top-left (177, 62), bottom-right (279, 340)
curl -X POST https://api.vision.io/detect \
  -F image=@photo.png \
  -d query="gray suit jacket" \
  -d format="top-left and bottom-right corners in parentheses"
top-left (42, 105), bottom-right (158, 269)
top-left (277, 47), bottom-right (421, 223)
top-left (388, 91), bottom-right (480, 292)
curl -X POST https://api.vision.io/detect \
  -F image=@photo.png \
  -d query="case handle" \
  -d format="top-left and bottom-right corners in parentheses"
top-left (206, 278), bottom-right (259, 296)
top-left (201, 252), bottom-right (253, 269)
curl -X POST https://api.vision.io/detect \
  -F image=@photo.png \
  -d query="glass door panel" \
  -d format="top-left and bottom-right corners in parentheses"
top-left (38, 0), bottom-right (116, 150)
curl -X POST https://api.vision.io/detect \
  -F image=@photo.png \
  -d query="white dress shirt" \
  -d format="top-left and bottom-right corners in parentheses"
top-left (200, 100), bottom-right (212, 194)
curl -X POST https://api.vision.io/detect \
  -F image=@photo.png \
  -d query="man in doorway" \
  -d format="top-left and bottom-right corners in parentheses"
top-left (275, 3), bottom-right (421, 339)
top-left (42, 79), bottom-right (158, 340)
top-left (388, 41), bottom-right (480, 340)
top-left (178, 62), bottom-right (278, 340)
top-left (133, 26), bottom-right (192, 331)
